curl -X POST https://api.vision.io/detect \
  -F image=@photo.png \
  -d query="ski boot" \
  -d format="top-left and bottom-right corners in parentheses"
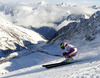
top-left (63, 57), bottom-right (74, 63)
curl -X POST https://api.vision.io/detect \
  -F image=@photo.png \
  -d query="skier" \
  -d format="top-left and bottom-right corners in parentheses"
top-left (42, 41), bottom-right (78, 68)
top-left (60, 41), bottom-right (78, 63)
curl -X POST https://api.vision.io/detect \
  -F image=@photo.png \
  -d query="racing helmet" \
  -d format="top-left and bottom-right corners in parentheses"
top-left (60, 41), bottom-right (68, 49)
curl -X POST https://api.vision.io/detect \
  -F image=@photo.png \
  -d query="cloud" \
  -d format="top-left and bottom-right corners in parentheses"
top-left (0, 1), bottom-right (99, 30)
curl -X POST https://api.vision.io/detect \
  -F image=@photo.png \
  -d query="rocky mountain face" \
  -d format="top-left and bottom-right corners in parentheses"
top-left (49, 11), bottom-right (100, 44)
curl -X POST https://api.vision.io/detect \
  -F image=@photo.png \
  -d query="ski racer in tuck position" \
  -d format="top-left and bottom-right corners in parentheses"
top-left (42, 41), bottom-right (78, 68)
top-left (60, 41), bottom-right (78, 63)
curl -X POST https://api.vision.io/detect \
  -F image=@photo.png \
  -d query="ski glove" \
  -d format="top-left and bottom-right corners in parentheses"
top-left (63, 52), bottom-right (69, 58)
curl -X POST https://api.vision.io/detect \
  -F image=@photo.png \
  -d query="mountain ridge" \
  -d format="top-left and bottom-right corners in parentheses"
top-left (49, 11), bottom-right (100, 44)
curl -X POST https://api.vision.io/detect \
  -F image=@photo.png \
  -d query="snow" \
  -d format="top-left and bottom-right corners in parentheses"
top-left (0, 36), bottom-right (100, 78)
top-left (0, 18), bottom-right (46, 50)
top-left (0, 1), bottom-right (100, 78)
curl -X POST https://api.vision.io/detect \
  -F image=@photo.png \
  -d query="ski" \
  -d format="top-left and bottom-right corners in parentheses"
top-left (42, 59), bottom-right (83, 68)
top-left (42, 61), bottom-right (74, 68)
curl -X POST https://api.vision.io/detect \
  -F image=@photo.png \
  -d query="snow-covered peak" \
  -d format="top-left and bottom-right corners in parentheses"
top-left (90, 11), bottom-right (100, 19)
top-left (40, 0), bottom-right (47, 6)
top-left (90, 5), bottom-right (100, 9)
top-left (0, 19), bottom-right (46, 51)
top-left (56, 2), bottom-right (77, 7)
top-left (36, 0), bottom-right (47, 7)
top-left (49, 11), bottom-right (100, 44)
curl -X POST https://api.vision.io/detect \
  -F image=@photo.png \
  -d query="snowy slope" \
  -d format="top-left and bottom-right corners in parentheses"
top-left (0, 36), bottom-right (100, 77)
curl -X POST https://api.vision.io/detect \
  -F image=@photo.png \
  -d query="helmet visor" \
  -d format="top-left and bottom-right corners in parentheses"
top-left (60, 44), bottom-right (65, 49)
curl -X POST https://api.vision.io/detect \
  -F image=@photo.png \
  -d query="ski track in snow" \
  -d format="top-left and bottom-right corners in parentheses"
top-left (0, 55), bottom-right (100, 78)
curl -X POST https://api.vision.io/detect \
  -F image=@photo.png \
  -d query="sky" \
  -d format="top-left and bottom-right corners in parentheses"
top-left (47, 0), bottom-right (100, 3)
top-left (0, 0), bottom-right (100, 4)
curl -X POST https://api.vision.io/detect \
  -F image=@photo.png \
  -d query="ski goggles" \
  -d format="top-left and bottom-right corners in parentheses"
top-left (60, 44), bottom-right (65, 49)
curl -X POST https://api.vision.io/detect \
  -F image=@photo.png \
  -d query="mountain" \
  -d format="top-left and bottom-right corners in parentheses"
top-left (90, 5), bottom-right (100, 9)
top-left (0, 19), bottom-right (46, 57)
top-left (0, 2), bottom-right (99, 39)
top-left (49, 11), bottom-right (100, 44)
top-left (0, 1), bottom-right (100, 56)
